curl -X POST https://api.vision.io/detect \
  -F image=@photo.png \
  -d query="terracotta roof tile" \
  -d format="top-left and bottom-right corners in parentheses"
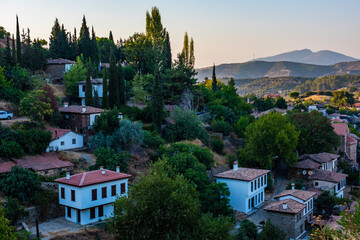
top-left (59, 105), bottom-right (104, 114)
top-left (298, 153), bottom-right (339, 164)
top-left (294, 159), bottom-right (321, 170)
top-left (47, 127), bottom-right (71, 140)
top-left (275, 189), bottom-right (316, 201)
top-left (308, 169), bottom-right (347, 183)
top-left (332, 123), bottom-right (348, 136)
top-left (347, 135), bottom-right (357, 144)
top-left (55, 169), bottom-right (131, 187)
top-left (264, 199), bottom-right (305, 214)
top-left (0, 161), bottom-right (16, 174)
top-left (13, 152), bottom-right (74, 171)
top-left (214, 167), bottom-right (269, 181)
top-left (331, 118), bottom-right (345, 123)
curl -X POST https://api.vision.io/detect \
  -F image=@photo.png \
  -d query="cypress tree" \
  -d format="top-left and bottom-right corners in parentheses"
top-left (102, 68), bottom-right (109, 109)
top-left (151, 71), bottom-right (164, 132)
top-left (85, 69), bottom-right (94, 106)
top-left (5, 35), bottom-right (12, 66)
top-left (182, 32), bottom-right (189, 64)
top-left (91, 26), bottom-right (99, 64)
top-left (145, 11), bottom-right (152, 37)
top-left (164, 31), bottom-right (172, 69)
top-left (78, 15), bottom-right (92, 59)
top-left (11, 34), bottom-right (16, 64)
top-left (189, 38), bottom-right (195, 67)
top-left (109, 31), bottom-right (114, 44)
top-left (16, 15), bottom-right (21, 63)
top-left (108, 51), bottom-right (119, 108)
top-left (212, 64), bottom-right (217, 92)
top-left (118, 63), bottom-right (125, 106)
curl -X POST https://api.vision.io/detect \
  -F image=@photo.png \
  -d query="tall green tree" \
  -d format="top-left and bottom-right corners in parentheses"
top-left (108, 51), bottom-right (119, 108)
top-left (331, 90), bottom-right (355, 107)
top-left (189, 37), bottom-right (195, 67)
top-left (85, 69), bottom-right (94, 106)
top-left (182, 32), bottom-right (189, 63)
top-left (151, 71), bottom-right (164, 132)
top-left (212, 64), bottom-right (217, 92)
top-left (49, 18), bottom-right (72, 59)
top-left (118, 63), bottom-right (126, 106)
top-left (0, 205), bottom-right (17, 240)
top-left (78, 15), bottom-right (92, 59)
top-left (102, 68), bottom-right (109, 109)
top-left (109, 31), bottom-right (114, 43)
top-left (164, 31), bottom-right (172, 69)
top-left (5, 35), bottom-right (13, 66)
top-left (91, 26), bottom-right (99, 64)
top-left (64, 55), bottom-right (87, 98)
top-left (11, 35), bottom-right (16, 64)
top-left (15, 15), bottom-right (21, 63)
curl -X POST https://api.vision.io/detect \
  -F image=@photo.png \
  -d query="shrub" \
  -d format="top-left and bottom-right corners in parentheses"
top-left (257, 219), bottom-right (286, 240)
top-left (210, 119), bottom-right (232, 136)
top-left (142, 130), bottom-right (165, 149)
top-left (93, 108), bottom-right (120, 135)
top-left (237, 219), bottom-right (258, 240)
top-left (0, 140), bottom-right (25, 158)
top-left (19, 129), bottom-right (52, 154)
top-left (211, 139), bottom-right (224, 155)
top-left (93, 147), bottom-right (130, 172)
top-left (234, 116), bottom-right (251, 138)
top-left (4, 197), bottom-right (29, 226)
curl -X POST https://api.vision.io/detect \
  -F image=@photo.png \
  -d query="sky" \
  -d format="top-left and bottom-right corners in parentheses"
top-left (1, 0), bottom-right (360, 68)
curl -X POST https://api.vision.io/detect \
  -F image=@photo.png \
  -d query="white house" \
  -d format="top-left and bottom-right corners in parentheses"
top-left (78, 78), bottom-right (104, 106)
top-left (46, 127), bottom-right (84, 152)
top-left (55, 167), bottom-right (131, 225)
top-left (308, 169), bottom-right (347, 198)
top-left (214, 161), bottom-right (269, 214)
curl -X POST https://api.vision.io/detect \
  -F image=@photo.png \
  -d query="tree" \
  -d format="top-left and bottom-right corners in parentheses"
top-left (4, 197), bottom-right (28, 226)
top-left (0, 166), bottom-right (41, 203)
top-left (93, 108), bottom-right (120, 135)
top-left (182, 32), bottom-right (189, 63)
top-left (151, 71), bottom-right (164, 132)
top-left (49, 18), bottom-right (72, 59)
top-left (5, 35), bottom-right (13, 67)
top-left (108, 51), bottom-right (119, 108)
top-left (109, 31), bottom-right (114, 43)
top-left (257, 220), bottom-right (286, 240)
top-left (288, 111), bottom-right (340, 155)
top-left (164, 31), bottom-right (172, 69)
top-left (11, 35), bottom-right (16, 64)
top-left (237, 219), bottom-right (258, 240)
top-left (16, 15), bottom-right (21, 63)
top-left (40, 85), bottom-right (59, 112)
top-left (132, 74), bottom-right (152, 103)
top-left (78, 15), bottom-right (92, 59)
top-left (85, 69), bottom-right (94, 106)
top-left (19, 128), bottom-right (52, 154)
top-left (0, 205), bottom-right (17, 240)
top-left (212, 64), bottom-right (217, 92)
top-left (234, 115), bottom-right (252, 138)
top-left (118, 63), bottom-right (126, 106)
top-left (64, 55), bottom-right (87, 98)
top-left (240, 112), bottom-right (299, 168)
top-left (274, 97), bottom-right (287, 109)
top-left (19, 90), bottom-right (53, 122)
top-left (289, 91), bottom-right (299, 99)
top-left (102, 69), bottom-right (109, 109)
top-left (189, 37), bottom-right (195, 67)
top-left (90, 26), bottom-right (99, 64)
top-left (331, 90), bottom-right (355, 107)
top-left (315, 191), bottom-right (336, 217)
top-left (94, 147), bottom-right (129, 172)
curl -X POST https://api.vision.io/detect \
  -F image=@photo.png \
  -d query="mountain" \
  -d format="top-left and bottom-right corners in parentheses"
top-left (255, 49), bottom-right (358, 66)
top-left (196, 60), bottom-right (360, 81)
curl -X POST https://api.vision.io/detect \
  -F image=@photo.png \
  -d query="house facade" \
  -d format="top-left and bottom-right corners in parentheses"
top-left (55, 167), bottom-right (131, 225)
top-left (332, 122), bottom-right (357, 166)
top-left (45, 58), bottom-right (75, 82)
top-left (46, 127), bottom-right (84, 152)
top-left (77, 78), bottom-right (104, 106)
top-left (214, 162), bottom-right (269, 214)
top-left (59, 105), bottom-right (104, 145)
top-left (308, 169), bottom-right (347, 198)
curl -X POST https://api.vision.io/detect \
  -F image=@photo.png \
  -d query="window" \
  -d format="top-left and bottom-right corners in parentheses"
top-left (111, 185), bottom-right (116, 196)
top-left (121, 183), bottom-right (126, 194)
top-left (61, 187), bottom-right (65, 199)
top-left (297, 213), bottom-right (302, 222)
top-left (82, 85), bottom-right (86, 92)
top-left (72, 138), bottom-right (76, 144)
top-left (251, 182), bottom-right (253, 192)
top-left (258, 178), bottom-right (260, 188)
top-left (265, 175), bottom-right (267, 185)
top-left (92, 189), bottom-right (97, 201)
top-left (61, 141), bottom-right (65, 146)
top-left (255, 180), bottom-right (257, 190)
top-left (102, 187), bottom-right (107, 198)
top-left (71, 190), bottom-right (75, 201)
top-left (90, 207), bottom-right (95, 219)
top-left (67, 207), bottom-right (71, 218)
top-left (261, 176), bottom-right (263, 186)
top-left (72, 115), bottom-right (76, 120)
top-left (99, 206), bottom-right (104, 217)
top-left (65, 115), bottom-right (69, 119)
top-left (315, 182), bottom-right (319, 186)
top-left (248, 199), bottom-right (251, 209)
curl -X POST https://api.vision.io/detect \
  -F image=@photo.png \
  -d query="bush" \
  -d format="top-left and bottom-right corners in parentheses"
top-left (4, 197), bottom-right (29, 226)
top-left (211, 138), bottom-right (224, 155)
top-left (237, 219), bottom-right (258, 240)
top-left (49, 111), bottom-right (63, 126)
top-left (0, 140), bottom-right (25, 158)
top-left (210, 119), bottom-right (232, 136)
top-left (93, 108), bottom-right (120, 135)
top-left (93, 147), bottom-right (130, 172)
top-left (19, 129), bottom-right (52, 155)
top-left (142, 130), bottom-right (164, 149)
top-left (257, 219), bottom-right (286, 240)
top-left (234, 116), bottom-right (251, 138)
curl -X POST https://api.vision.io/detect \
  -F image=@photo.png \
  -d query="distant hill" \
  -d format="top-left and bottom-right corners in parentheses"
top-left (196, 60), bottom-right (360, 81)
top-left (255, 49), bottom-right (358, 66)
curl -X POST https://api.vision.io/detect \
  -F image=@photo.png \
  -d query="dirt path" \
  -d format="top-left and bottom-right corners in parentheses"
top-left (0, 117), bottom-right (29, 127)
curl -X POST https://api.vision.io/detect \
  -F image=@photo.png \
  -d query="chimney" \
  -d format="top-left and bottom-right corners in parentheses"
top-left (102, 170), bottom-right (105, 175)
top-left (66, 172), bottom-right (70, 180)
top-left (233, 161), bottom-right (238, 171)
top-left (116, 166), bottom-right (120, 173)
top-left (291, 183), bottom-right (295, 190)
top-left (82, 105), bottom-right (86, 113)
top-left (100, 166), bottom-right (103, 170)
top-left (64, 102), bottom-right (69, 107)
top-left (283, 203), bottom-right (287, 210)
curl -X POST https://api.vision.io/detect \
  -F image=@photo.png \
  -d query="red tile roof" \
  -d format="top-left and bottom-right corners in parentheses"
top-left (47, 127), bottom-right (71, 140)
top-left (347, 135), bottom-right (357, 144)
top-left (59, 105), bottom-right (104, 114)
top-left (298, 153), bottom-right (339, 164)
top-left (215, 168), bottom-right (269, 181)
top-left (0, 161), bottom-right (16, 174)
top-left (275, 189), bottom-right (316, 202)
top-left (47, 58), bottom-right (75, 65)
top-left (264, 199), bottom-right (305, 214)
top-left (13, 152), bottom-right (74, 171)
top-left (331, 118), bottom-right (345, 123)
top-left (55, 169), bottom-right (131, 187)
top-left (332, 123), bottom-right (348, 136)
top-left (294, 159), bottom-right (321, 170)
top-left (308, 169), bottom-right (347, 183)
top-left (354, 103), bottom-right (360, 108)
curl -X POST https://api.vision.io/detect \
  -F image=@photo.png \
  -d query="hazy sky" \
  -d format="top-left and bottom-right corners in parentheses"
top-left (1, 0), bottom-right (360, 68)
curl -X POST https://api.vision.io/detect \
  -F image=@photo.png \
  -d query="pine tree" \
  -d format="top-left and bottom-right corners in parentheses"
top-left (151, 71), bottom-right (164, 132)
top-left (21, 28), bottom-right (32, 69)
top-left (118, 63), bottom-right (125, 106)
top-left (49, 18), bottom-right (72, 59)
top-left (109, 31), bottom-right (114, 44)
top-left (182, 32), bottom-right (189, 64)
top-left (189, 38), bottom-right (195, 67)
top-left (164, 31), bottom-right (172, 69)
top-left (212, 64), bottom-right (217, 92)
top-left (85, 69), bottom-right (94, 106)
top-left (16, 15), bottom-right (21, 63)
top-left (78, 15), bottom-right (92, 59)
top-left (91, 26), bottom-right (99, 64)
top-left (108, 51), bottom-right (119, 108)
top-left (228, 77), bottom-right (235, 88)
top-left (5, 35), bottom-right (12, 66)
top-left (11, 34), bottom-right (16, 64)
top-left (102, 68), bottom-right (109, 109)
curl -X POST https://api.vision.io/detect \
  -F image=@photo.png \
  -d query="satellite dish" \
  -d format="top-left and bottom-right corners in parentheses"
top-left (302, 170), bottom-right (307, 175)
top-left (308, 171), bottom-right (313, 175)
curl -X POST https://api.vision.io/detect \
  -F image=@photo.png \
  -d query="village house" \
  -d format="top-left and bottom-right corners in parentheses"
top-left (264, 184), bottom-right (316, 240)
top-left (59, 104), bottom-right (104, 145)
top-left (307, 169), bottom-right (347, 198)
top-left (77, 78), bottom-right (104, 106)
top-left (308, 104), bottom-right (326, 116)
top-left (214, 161), bottom-right (269, 214)
top-left (55, 167), bottom-right (131, 225)
top-left (45, 58), bottom-right (75, 82)
top-left (332, 122), bottom-right (358, 167)
top-left (46, 127), bottom-right (84, 152)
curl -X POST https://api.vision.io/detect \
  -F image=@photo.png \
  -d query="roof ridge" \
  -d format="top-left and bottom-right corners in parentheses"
top-left (79, 172), bottom-right (87, 186)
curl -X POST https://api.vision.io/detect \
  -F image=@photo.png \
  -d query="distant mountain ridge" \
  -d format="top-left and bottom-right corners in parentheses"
top-left (196, 60), bottom-right (360, 81)
top-left (255, 49), bottom-right (358, 66)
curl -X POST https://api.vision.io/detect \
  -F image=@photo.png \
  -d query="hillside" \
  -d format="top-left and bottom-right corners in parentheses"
top-left (255, 49), bottom-right (358, 65)
top-left (196, 60), bottom-right (360, 81)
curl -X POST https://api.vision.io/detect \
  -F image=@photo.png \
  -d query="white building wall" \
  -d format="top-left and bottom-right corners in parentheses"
top-left (89, 113), bottom-right (101, 126)
top-left (65, 64), bottom-right (73, 72)
top-left (46, 132), bottom-right (84, 152)
top-left (78, 84), bottom-right (103, 98)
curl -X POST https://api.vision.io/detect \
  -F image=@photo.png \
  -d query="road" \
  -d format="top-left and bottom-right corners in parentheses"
top-left (0, 117), bottom-right (29, 127)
